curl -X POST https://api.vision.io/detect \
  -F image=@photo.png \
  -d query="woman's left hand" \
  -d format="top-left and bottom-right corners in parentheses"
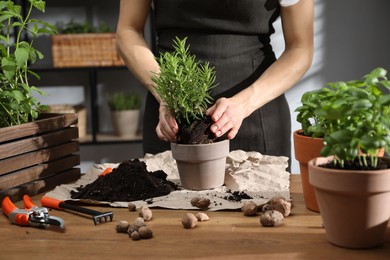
top-left (206, 97), bottom-right (247, 140)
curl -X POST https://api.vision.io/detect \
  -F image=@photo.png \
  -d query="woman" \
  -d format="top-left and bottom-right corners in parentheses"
top-left (116, 0), bottom-right (314, 171)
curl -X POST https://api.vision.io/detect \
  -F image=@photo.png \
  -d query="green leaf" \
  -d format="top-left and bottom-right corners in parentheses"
top-left (0, 13), bottom-right (13, 23)
top-left (0, 42), bottom-right (6, 54)
top-left (351, 99), bottom-right (372, 110)
top-left (1, 56), bottom-right (16, 80)
top-left (0, 0), bottom-right (58, 127)
top-left (10, 90), bottom-right (24, 102)
top-left (380, 95), bottom-right (390, 106)
top-left (152, 37), bottom-right (217, 125)
top-left (14, 45), bottom-right (29, 67)
top-left (31, 0), bottom-right (46, 12)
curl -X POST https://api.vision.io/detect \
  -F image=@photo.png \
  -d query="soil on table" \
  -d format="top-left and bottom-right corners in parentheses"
top-left (70, 116), bottom-right (241, 205)
top-left (71, 159), bottom-right (179, 202)
top-left (69, 157), bottom-right (254, 206)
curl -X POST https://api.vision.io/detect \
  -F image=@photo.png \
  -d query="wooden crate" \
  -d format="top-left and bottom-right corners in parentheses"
top-left (0, 113), bottom-right (81, 202)
top-left (52, 33), bottom-right (125, 68)
top-left (48, 104), bottom-right (87, 138)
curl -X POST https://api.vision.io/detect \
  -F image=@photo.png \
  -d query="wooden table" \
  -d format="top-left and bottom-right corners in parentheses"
top-left (1, 175), bottom-right (389, 259)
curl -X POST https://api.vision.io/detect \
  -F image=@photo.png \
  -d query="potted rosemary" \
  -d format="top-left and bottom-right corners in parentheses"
top-left (107, 91), bottom-right (142, 137)
top-left (307, 67), bottom-right (390, 249)
top-left (152, 37), bottom-right (229, 190)
top-left (0, 0), bottom-right (80, 200)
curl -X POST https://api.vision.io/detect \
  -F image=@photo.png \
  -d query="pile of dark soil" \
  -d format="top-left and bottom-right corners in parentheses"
top-left (71, 159), bottom-right (179, 202)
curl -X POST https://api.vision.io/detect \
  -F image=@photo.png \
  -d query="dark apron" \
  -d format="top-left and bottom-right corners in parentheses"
top-left (143, 0), bottom-right (291, 169)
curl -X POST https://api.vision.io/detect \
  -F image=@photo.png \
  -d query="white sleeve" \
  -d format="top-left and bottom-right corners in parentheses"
top-left (279, 0), bottom-right (300, 7)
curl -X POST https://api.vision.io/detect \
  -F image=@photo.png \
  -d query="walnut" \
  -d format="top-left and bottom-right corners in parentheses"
top-left (134, 217), bottom-right (145, 227)
top-left (128, 202), bottom-right (137, 212)
top-left (127, 217), bottom-right (153, 240)
top-left (260, 210), bottom-right (284, 227)
top-left (115, 221), bottom-right (129, 233)
top-left (241, 201), bottom-right (258, 216)
top-left (138, 226), bottom-right (153, 239)
top-left (267, 196), bottom-right (292, 217)
top-left (260, 204), bottom-right (272, 213)
top-left (191, 197), bottom-right (211, 210)
top-left (128, 218), bottom-right (146, 234)
top-left (130, 231), bottom-right (141, 241)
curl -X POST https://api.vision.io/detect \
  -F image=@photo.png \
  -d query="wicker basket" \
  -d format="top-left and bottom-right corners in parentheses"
top-left (52, 33), bottom-right (125, 68)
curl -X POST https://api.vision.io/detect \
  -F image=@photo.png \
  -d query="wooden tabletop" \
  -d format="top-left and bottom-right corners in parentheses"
top-left (1, 174), bottom-right (389, 259)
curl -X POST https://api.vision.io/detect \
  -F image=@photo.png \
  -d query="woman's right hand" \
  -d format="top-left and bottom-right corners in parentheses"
top-left (156, 104), bottom-right (179, 142)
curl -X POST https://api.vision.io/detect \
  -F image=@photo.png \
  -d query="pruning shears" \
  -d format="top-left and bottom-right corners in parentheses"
top-left (2, 195), bottom-right (64, 229)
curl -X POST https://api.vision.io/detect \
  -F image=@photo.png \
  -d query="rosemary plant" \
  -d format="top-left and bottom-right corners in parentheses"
top-left (152, 37), bottom-right (217, 125)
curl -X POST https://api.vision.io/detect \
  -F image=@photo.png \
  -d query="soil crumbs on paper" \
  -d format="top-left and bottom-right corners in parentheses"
top-left (71, 159), bottom-right (179, 202)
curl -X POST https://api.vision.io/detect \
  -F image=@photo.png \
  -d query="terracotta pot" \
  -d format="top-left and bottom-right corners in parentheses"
top-left (309, 156), bottom-right (390, 249)
top-left (293, 130), bottom-right (324, 212)
top-left (110, 110), bottom-right (140, 137)
top-left (171, 139), bottom-right (229, 190)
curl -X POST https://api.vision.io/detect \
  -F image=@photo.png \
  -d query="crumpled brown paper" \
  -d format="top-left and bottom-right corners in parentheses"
top-left (44, 150), bottom-right (290, 211)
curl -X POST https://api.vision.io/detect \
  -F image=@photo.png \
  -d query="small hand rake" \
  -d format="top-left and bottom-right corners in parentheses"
top-left (41, 196), bottom-right (113, 225)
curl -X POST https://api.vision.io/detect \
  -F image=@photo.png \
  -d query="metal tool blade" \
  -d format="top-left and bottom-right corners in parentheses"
top-left (46, 216), bottom-right (65, 229)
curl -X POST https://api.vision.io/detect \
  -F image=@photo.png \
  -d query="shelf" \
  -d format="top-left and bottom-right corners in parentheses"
top-left (31, 65), bottom-right (144, 145)
top-left (79, 133), bottom-right (143, 144)
top-left (31, 65), bottom-right (128, 72)
top-left (22, 0), bottom-right (147, 147)
top-left (97, 133), bottom-right (143, 142)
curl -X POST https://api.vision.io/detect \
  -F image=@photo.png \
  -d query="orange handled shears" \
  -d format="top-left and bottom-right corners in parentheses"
top-left (2, 195), bottom-right (64, 229)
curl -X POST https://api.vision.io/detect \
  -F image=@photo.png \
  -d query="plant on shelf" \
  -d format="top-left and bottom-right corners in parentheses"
top-left (0, 0), bottom-right (57, 127)
top-left (152, 36), bottom-right (219, 144)
top-left (56, 20), bottom-right (112, 34)
top-left (107, 92), bottom-right (142, 137)
top-left (151, 37), bottom-right (229, 191)
top-left (307, 67), bottom-right (390, 249)
top-left (107, 92), bottom-right (142, 111)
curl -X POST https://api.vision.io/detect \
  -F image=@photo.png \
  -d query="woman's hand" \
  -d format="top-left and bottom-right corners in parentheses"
top-left (156, 104), bottom-right (179, 142)
top-left (205, 1), bottom-right (314, 142)
top-left (206, 97), bottom-right (247, 140)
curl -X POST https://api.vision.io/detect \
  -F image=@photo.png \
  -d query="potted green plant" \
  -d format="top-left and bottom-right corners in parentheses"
top-left (0, 0), bottom-right (80, 201)
top-left (152, 37), bottom-right (229, 190)
top-left (294, 71), bottom-right (386, 212)
top-left (107, 91), bottom-right (142, 137)
top-left (294, 87), bottom-right (332, 212)
top-left (0, 0), bottom-right (57, 127)
top-left (56, 19), bottom-right (112, 34)
top-left (307, 67), bottom-right (390, 249)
